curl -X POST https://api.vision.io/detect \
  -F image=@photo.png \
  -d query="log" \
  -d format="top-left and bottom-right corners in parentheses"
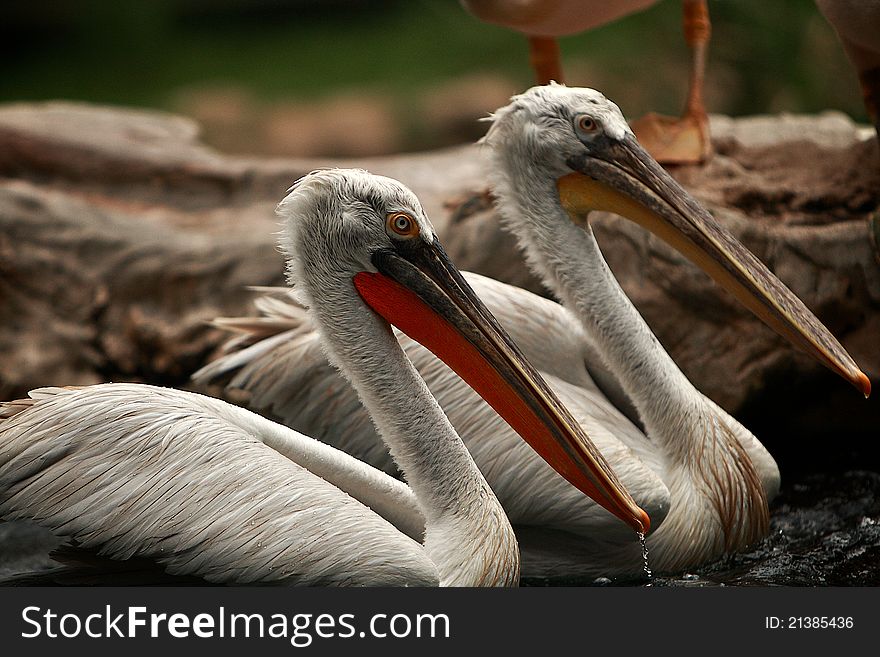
top-left (0, 102), bottom-right (878, 459)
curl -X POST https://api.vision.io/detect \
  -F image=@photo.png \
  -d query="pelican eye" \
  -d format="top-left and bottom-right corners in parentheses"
top-left (387, 212), bottom-right (419, 238)
top-left (576, 115), bottom-right (599, 134)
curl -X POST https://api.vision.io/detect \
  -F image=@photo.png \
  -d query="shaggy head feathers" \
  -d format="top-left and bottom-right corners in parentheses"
top-left (481, 83), bottom-right (632, 178)
top-left (276, 168), bottom-right (435, 308)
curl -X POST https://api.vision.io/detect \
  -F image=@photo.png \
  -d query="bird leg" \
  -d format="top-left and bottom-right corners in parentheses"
top-left (859, 65), bottom-right (880, 141)
top-left (630, 0), bottom-right (713, 164)
top-left (528, 35), bottom-right (563, 84)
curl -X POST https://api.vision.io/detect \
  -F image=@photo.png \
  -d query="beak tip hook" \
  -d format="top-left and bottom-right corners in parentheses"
top-left (635, 509), bottom-right (651, 535)
top-left (857, 371), bottom-right (871, 399)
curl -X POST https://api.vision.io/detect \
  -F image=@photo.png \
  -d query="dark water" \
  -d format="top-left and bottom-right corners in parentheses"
top-left (522, 469), bottom-right (880, 587)
top-left (679, 470), bottom-right (880, 587)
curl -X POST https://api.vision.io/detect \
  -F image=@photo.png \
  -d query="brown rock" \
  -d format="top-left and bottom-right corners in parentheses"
top-left (0, 101), bottom-right (877, 447)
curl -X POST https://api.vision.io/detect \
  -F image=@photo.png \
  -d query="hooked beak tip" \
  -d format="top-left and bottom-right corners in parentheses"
top-left (857, 371), bottom-right (872, 399)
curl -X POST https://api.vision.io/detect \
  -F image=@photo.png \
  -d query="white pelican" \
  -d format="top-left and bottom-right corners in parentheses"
top-left (0, 168), bottom-right (647, 586)
top-left (815, 0), bottom-right (880, 140)
top-left (459, 0), bottom-right (713, 163)
top-left (195, 87), bottom-right (870, 578)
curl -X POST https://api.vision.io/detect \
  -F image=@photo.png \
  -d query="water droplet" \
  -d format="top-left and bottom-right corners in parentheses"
top-left (637, 531), bottom-right (653, 584)
top-left (592, 576), bottom-right (612, 586)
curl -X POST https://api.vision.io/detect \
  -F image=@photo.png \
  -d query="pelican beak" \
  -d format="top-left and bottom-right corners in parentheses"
top-left (354, 239), bottom-right (650, 534)
top-left (559, 133), bottom-right (871, 397)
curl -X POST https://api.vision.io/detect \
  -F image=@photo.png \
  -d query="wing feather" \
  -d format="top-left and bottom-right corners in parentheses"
top-left (0, 384), bottom-right (437, 586)
top-left (193, 275), bottom-right (670, 540)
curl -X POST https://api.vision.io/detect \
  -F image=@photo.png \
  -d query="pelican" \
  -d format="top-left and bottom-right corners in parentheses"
top-left (0, 168), bottom-right (647, 586)
top-left (459, 0), bottom-right (713, 163)
top-left (195, 87), bottom-right (870, 578)
top-left (815, 0), bottom-right (880, 140)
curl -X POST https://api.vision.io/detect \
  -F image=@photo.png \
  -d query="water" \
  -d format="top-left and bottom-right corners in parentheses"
top-left (638, 531), bottom-right (653, 584)
top-left (520, 469), bottom-right (880, 587)
top-left (667, 469), bottom-right (880, 587)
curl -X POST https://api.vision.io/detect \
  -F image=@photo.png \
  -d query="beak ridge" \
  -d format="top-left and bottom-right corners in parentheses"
top-left (560, 135), bottom-right (870, 397)
top-left (355, 242), bottom-right (650, 533)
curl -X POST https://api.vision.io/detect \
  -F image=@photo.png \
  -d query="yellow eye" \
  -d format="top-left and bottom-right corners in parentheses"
top-left (387, 212), bottom-right (419, 237)
top-left (577, 115), bottom-right (598, 133)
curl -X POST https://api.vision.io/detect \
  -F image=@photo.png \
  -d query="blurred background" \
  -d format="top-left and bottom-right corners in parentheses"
top-left (0, 0), bottom-right (867, 157)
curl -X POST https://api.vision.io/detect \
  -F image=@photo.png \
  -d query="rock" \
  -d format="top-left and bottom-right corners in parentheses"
top-left (708, 110), bottom-right (873, 149)
top-left (0, 101), bottom-right (877, 453)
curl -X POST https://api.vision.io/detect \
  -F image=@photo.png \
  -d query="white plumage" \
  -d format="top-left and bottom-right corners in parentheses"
top-left (4, 168), bottom-right (648, 586)
top-left (196, 86), bottom-right (868, 577)
top-left (0, 384), bottom-right (431, 586)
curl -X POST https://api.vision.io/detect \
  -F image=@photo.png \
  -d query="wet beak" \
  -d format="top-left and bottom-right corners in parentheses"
top-left (353, 239), bottom-right (650, 533)
top-left (559, 133), bottom-right (871, 397)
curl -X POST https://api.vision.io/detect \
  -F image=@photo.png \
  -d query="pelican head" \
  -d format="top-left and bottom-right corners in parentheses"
top-left (482, 84), bottom-right (871, 397)
top-left (277, 168), bottom-right (650, 533)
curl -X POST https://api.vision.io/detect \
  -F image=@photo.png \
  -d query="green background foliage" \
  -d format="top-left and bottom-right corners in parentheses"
top-left (1, 1), bottom-right (866, 142)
